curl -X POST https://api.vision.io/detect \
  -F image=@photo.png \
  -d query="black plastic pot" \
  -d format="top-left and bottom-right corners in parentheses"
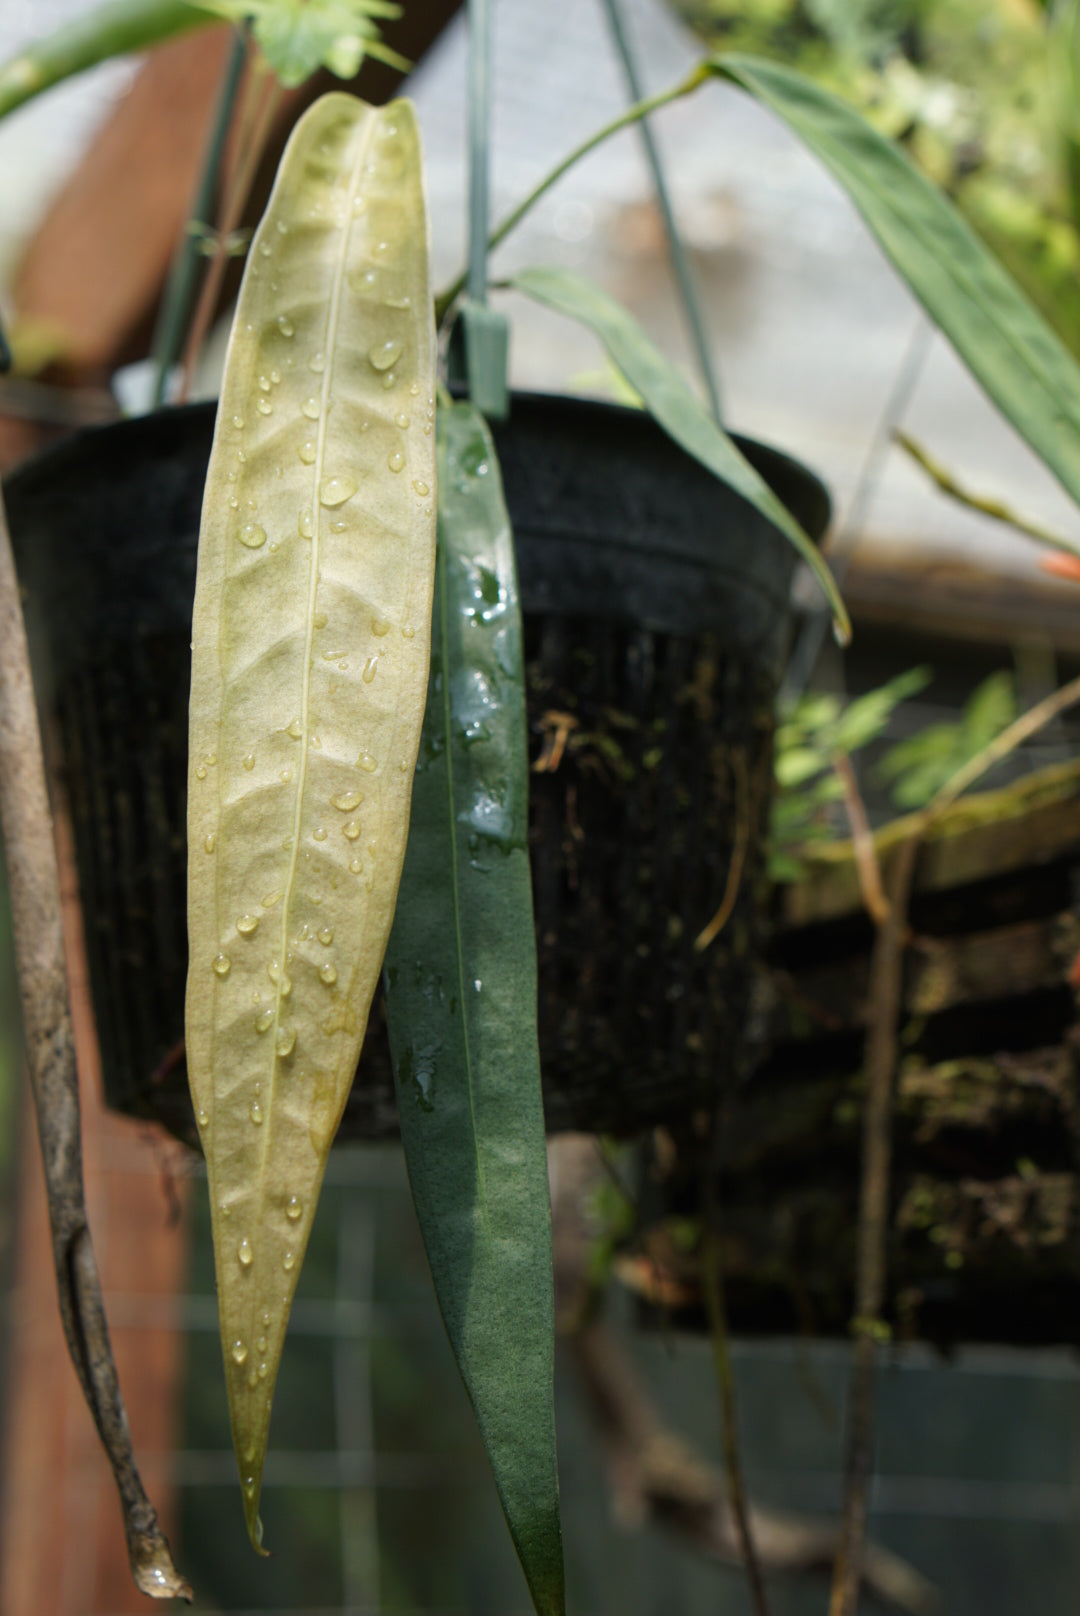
top-left (4, 395), bottom-right (829, 1144)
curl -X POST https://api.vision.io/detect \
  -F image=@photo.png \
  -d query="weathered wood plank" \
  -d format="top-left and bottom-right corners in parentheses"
top-left (781, 757), bottom-right (1080, 928)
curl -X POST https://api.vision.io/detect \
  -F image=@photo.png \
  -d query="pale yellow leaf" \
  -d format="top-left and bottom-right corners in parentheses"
top-left (185, 91), bottom-right (435, 1549)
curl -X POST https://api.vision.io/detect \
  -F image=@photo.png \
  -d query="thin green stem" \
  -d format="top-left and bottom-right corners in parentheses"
top-left (0, 0), bottom-right (205, 122)
top-left (600, 0), bottom-right (721, 420)
top-left (177, 61), bottom-right (282, 401)
top-left (151, 23), bottom-right (248, 407)
top-left (433, 61), bottom-right (710, 323)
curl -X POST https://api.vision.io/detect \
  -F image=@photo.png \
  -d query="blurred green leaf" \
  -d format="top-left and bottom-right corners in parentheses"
top-left (875, 671), bottom-right (1017, 808)
top-left (775, 745), bottom-right (828, 787)
top-left (194, 0), bottom-right (405, 85)
top-left (508, 264), bottom-right (849, 640)
top-left (830, 666), bottom-right (932, 754)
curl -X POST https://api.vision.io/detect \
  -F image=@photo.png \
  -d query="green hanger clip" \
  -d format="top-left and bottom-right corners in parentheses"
top-left (450, 300), bottom-right (509, 420)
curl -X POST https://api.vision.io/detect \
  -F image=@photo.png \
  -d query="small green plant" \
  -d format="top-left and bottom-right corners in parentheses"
top-left (769, 668), bottom-right (931, 878)
top-left (875, 668), bottom-right (1018, 807)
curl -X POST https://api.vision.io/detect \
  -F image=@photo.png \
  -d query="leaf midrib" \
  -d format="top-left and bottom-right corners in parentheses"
top-left (259, 106), bottom-right (380, 1288)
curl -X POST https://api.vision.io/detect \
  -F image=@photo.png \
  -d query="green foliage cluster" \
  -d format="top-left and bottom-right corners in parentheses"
top-left (770, 668), bottom-right (1019, 877)
top-left (670, 0), bottom-right (1080, 356)
top-left (192, 0), bottom-right (407, 85)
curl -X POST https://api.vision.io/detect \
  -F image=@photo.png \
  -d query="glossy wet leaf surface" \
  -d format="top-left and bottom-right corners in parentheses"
top-left (185, 90), bottom-right (435, 1549)
top-left (508, 263), bottom-right (849, 642)
top-left (714, 53), bottom-right (1080, 553)
top-left (383, 402), bottom-right (565, 1616)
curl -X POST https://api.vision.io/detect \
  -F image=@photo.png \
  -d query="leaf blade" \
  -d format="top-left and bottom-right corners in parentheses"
top-left (507, 263), bottom-right (848, 641)
top-left (713, 53), bottom-right (1080, 552)
top-left (384, 402), bottom-right (565, 1616)
top-left (185, 91), bottom-right (435, 1548)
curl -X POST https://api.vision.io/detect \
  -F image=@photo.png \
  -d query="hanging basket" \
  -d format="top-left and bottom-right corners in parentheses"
top-left (5, 394), bottom-right (829, 1144)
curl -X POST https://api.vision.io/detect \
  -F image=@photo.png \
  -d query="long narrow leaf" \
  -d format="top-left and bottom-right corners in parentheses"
top-left (508, 264), bottom-right (849, 641)
top-left (384, 402), bottom-right (564, 1616)
top-left (0, 0), bottom-right (206, 122)
top-left (713, 53), bottom-right (1080, 551)
top-left (186, 92), bottom-right (436, 1550)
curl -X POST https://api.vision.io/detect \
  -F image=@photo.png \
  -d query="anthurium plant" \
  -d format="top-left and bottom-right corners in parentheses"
top-left (7, 3), bottom-right (1080, 1610)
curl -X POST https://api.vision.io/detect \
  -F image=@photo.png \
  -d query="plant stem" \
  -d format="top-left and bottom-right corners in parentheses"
top-left (600, 0), bottom-right (721, 420)
top-left (828, 833), bottom-right (917, 1616)
top-left (832, 751), bottom-right (889, 925)
top-left (0, 492), bottom-right (191, 1602)
top-left (0, 0), bottom-right (205, 122)
top-left (151, 22), bottom-right (248, 406)
top-left (433, 61), bottom-right (711, 322)
top-left (701, 1151), bottom-right (772, 1616)
top-left (896, 430), bottom-right (1080, 560)
top-left (177, 57), bottom-right (282, 401)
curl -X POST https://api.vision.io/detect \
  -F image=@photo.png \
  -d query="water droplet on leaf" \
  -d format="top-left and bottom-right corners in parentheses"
top-left (368, 338), bottom-right (402, 372)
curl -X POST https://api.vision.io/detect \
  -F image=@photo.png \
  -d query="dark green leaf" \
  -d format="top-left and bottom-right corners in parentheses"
top-left (383, 402), bottom-right (564, 1616)
top-left (713, 55), bottom-right (1080, 549)
top-left (507, 264), bottom-right (849, 642)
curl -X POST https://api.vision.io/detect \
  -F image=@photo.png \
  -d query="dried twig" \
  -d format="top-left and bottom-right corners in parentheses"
top-left (0, 493), bottom-right (190, 1601)
top-left (828, 834), bottom-right (918, 1616)
top-left (695, 749), bottom-right (751, 952)
top-left (831, 751), bottom-right (889, 926)
top-left (699, 1195), bottom-right (772, 1616)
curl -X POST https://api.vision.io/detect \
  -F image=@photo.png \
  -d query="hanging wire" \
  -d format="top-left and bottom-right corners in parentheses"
top-left (781, 315), bottom-right (934, 703)
top-left (467, 0), bottom-right (493, 309)
top-left (599, 0), bottom-right (722, 421)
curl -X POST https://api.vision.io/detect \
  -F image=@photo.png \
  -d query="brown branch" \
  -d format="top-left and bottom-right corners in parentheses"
top-left (829, 833), bottom-right (919, 1616)
top-left (177, 57), bottom-right (283, 401)
top-left (0, 493), bottom-right (190, 1601)
top-left (829, 669), bottom-right (1080, 1614)
top-left (831, 751), bottom-right (890, 926)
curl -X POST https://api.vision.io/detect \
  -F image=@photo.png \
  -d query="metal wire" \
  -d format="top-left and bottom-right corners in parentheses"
top-left (599, 0), bottom-right (722, 421)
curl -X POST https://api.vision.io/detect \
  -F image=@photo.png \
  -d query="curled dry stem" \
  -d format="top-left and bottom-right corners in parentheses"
top-left (0, 494), bottom-right (190, 1601)
top-left (695, 749), bottom-right (750, 952)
